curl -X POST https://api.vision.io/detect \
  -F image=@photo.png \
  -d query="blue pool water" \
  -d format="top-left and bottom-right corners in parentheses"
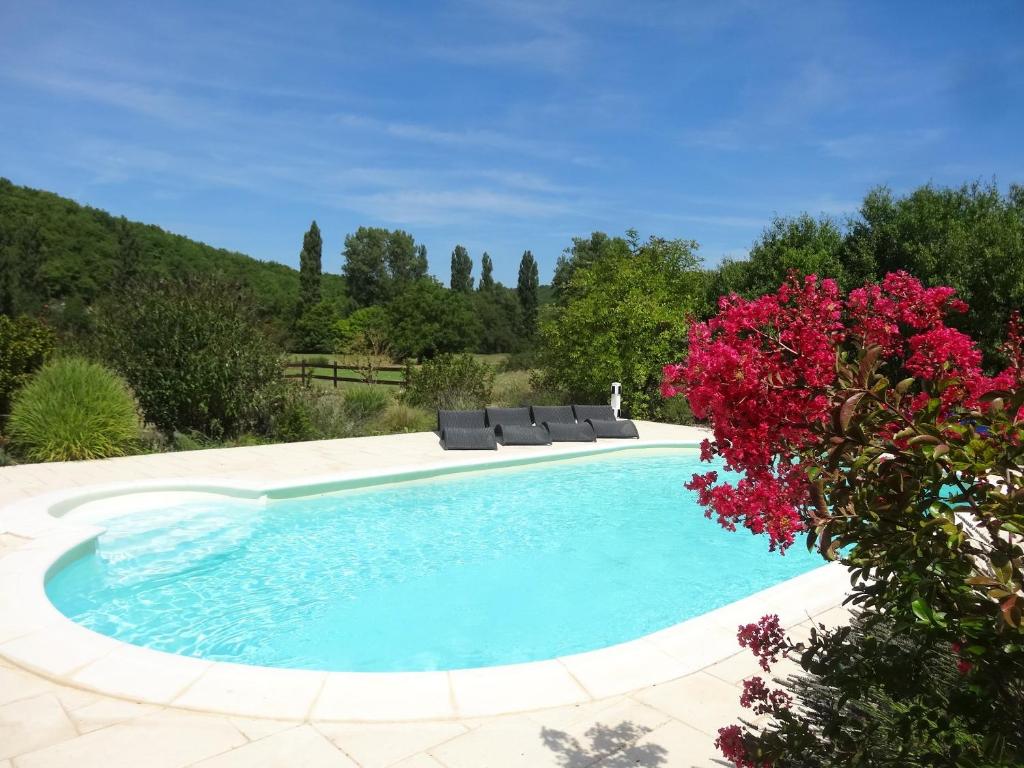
top-left (47, 448), bottom-right (822, 672)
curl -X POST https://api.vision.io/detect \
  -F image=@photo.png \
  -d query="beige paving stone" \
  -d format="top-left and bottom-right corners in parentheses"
top-left (0, 693), bottom-right (77, 761)
top-left (67, 697), bottom-right (160, 734)
top-left (71, 644), bottom-right (211, 704)
top-left (428, 716), bottom-right (566, 768)
top-left (390, 755), bottom-right (448, 768)
top-left (13, 709), bottom-right (247, 768)
top-left (172, 663), bottom-right (325, 720)
top-left (450, 659), bottom-right (589, 717)
top-left (189, 725), bottom-right (358, 768)
top-left (631, 672), bottom-right (745, 737)
top-left (312, 671), bottom-right (454, 721)
top-left (0, 623), bottom-right (115, 678)
top-left (530, 696), bottom-right (671, 737)
top-left (701, 650), bottom-right (759, 686)
top-left (315, 721), bottom-right (468, 768)
top-left (559, 641), bottom-right (691, 700)
top-left (594, 718), bottom-right (720, 767)
top-left (227, 716), bottom-right (297, 742)
top-left (0, 665), bottom-right (55, 706)
top-left (51, 686), bottom-right (103, 711)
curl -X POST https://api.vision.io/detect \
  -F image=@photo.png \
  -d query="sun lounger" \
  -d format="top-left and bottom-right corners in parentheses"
top-left (529, 405), bottom-right (595, 442)
top-left (485, 407), bottom-right (551, 445)
top-left (571, 404), bottom-right (640, 439)
top-left (438, 410), bottom-right (497, 450)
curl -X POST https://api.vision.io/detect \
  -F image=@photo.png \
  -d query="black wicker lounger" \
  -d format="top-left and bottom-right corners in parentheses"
top-left (485, 407), bottom-right (551, 445)
top-left (437, 410), bottom-right (497, 450)
top-left (572, 404), bottom-right (640, 439)
top-left (529, 405), bottom-right (595, 442)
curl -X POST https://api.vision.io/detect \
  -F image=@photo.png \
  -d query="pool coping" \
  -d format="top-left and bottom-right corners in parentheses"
top-left (0, 440), bottom-right (851, 722)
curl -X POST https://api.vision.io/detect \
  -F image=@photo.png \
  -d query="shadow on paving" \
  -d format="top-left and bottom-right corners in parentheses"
top-left (540, 721), bottom-right (668, 767)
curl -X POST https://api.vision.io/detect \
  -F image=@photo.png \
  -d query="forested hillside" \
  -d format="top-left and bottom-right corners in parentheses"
top-left (0, 178), bottom-right (347, 340)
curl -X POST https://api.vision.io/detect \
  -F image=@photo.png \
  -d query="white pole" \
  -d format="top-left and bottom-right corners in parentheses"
top-left (610, 382), bottom-right (622, 419)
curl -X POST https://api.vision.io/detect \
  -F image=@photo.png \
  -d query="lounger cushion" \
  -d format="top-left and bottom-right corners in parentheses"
top-left (485, 407), bottom-right (533, 427)
top-left (544, 421), bottom-right (596, 442)
top-left (495, 424), bottom-right (551, 445)
top-left (530, 405), bottom-right (576, 425)
top-left (572, 404), bottom-right (617, 422)
top-left (586, 418), bottom-right (639, 439)
top-left (441, 427), bottom-right (497, 450)
top-left (437, 409), bottom-right (487, 432)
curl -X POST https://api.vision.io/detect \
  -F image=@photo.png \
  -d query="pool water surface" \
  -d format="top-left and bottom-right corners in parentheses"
top-left (47, 448), bottom-right (822, 671)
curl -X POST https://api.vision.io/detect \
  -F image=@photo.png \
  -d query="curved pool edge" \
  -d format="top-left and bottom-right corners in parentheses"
top-left (0, 437), bottom-right (851, 721)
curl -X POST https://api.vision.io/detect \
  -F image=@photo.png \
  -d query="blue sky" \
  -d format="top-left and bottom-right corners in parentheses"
top-left (1, 1), bottom-right (1021, 285)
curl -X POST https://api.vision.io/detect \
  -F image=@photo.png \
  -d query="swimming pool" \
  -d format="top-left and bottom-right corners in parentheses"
top-left (46, 447), bottom-right (822, 672)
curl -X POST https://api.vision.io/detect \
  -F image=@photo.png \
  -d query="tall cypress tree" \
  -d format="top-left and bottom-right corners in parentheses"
top-left (479, 252), bottom-right (495, 291)
top-left (517, 250), bottom-right (539, 336)
top-left (299, 220), bottom-right (322, 310)
top-left (450, 245), bottom-right (473, 292)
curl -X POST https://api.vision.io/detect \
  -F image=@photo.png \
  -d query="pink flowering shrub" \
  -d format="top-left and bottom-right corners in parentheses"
top-left (664, 273), bottom-right (1024, 766)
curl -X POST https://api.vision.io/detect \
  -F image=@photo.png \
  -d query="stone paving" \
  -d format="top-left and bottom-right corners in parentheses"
top-left (0, 424), bottom-right (851, 766)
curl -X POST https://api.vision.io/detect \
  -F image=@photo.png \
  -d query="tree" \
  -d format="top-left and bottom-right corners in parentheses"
top-left (479, 252), bottom-right (495, 292)
top-left (472, 286), bottom-right (523, 353)
top-left (298, 220), bottom-right (322, 311)
top-left (664, 273), bottom-right (1024, 767)
top-left (517, 250), bottom-right (540, 336)
top-left (342, 227), bottom-right (429, 307)
top-left (96, 276), bottom-right (283, 438)
top-left (537, 232), bottom-right (703, 417)
top-left (334, 306), bottom-right (392, 384)
top-left (845, 182), bottom-right (1024, 362)
top-left (114, 216), bottom-right (142, 290)
top-left (293, 300), bottom-right (340, 353)
top-left (450, 245), bottom-right (473, 292)
top-left (386, 279), bottom-right (481, 361)
top-left (552, 233), bottom-right (612, 304)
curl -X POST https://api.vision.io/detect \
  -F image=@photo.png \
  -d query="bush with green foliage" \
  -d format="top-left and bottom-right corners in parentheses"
top-left (340, 386), bottom-right (391, 423)
top-left (667, 274), bottom-right (1024, 767)
top-left (7, 357), bottom-right (140, 461)
top-left (374, 402), bottom-right (435, 433)
top-left (293, 300), bottom-right (341, 354)
top-left (386, 279), bottom-right (482, 361)
top-left (0, 314), bottom-right (55, 417)
top-left (404, 354), bottom-right (495, 411)
top-left (772, 610), bottom-right (993, 767)
top-left (96, 277), bottom-right (284, 438)
top-left (537, 230), bottom-right (704, 418)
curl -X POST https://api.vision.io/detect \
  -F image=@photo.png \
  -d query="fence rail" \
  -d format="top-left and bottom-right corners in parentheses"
top-left (283, 359), bottom-right (406, 387)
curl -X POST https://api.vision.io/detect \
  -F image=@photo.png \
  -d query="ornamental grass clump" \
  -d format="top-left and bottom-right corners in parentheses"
top-left (8, 357), bottom-right (140, 462)
top-left (663, 271), bottom-right (1024, 767)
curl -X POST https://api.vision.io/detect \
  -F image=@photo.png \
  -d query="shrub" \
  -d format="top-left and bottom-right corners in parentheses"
top-left (7, 357), bottom-right (140, 461)
top-left (96, 277), bottom-right (284, 438)
top-left (666, 273), bottom-right (1024, 766)
top-left (373, 402), bottom-right (435, 433)
top-left (341, 386), bottom-right (391, 423)
top-left (655, 394), bottom-right (695, 425)
top-left (272, 385), bottom-right (319, 443)
top-left (403, 354), bottom-right (494, 411)
top-left (0, 314), bottom-right (55, 417)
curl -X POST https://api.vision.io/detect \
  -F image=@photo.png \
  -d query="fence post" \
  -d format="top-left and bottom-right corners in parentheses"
top-left (300, 359), bottom-right (305, 382)
top-left (333, 360), bottom-right (338, 388)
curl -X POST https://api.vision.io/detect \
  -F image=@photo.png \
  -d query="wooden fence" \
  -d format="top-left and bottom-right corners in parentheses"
top-left (283, 359), bottom-right (406, 387)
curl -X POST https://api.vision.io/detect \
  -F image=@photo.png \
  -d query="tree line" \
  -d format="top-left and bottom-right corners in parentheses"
top-left (292, 223), bottom-right (541, 359)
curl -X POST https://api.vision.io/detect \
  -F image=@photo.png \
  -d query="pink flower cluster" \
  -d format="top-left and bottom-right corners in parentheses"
top-left (737, 614), bottom-right (787, 672)
top-left (664, 271), bottom-right (1021, 552)
top-left (740, 676), bottom-right (793, 715)
top-left (715, 725), bottom-right (765, 768)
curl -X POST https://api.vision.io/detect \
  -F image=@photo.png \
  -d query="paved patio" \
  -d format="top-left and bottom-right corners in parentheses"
top-left (0, 423), bottom-right (851, 767)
